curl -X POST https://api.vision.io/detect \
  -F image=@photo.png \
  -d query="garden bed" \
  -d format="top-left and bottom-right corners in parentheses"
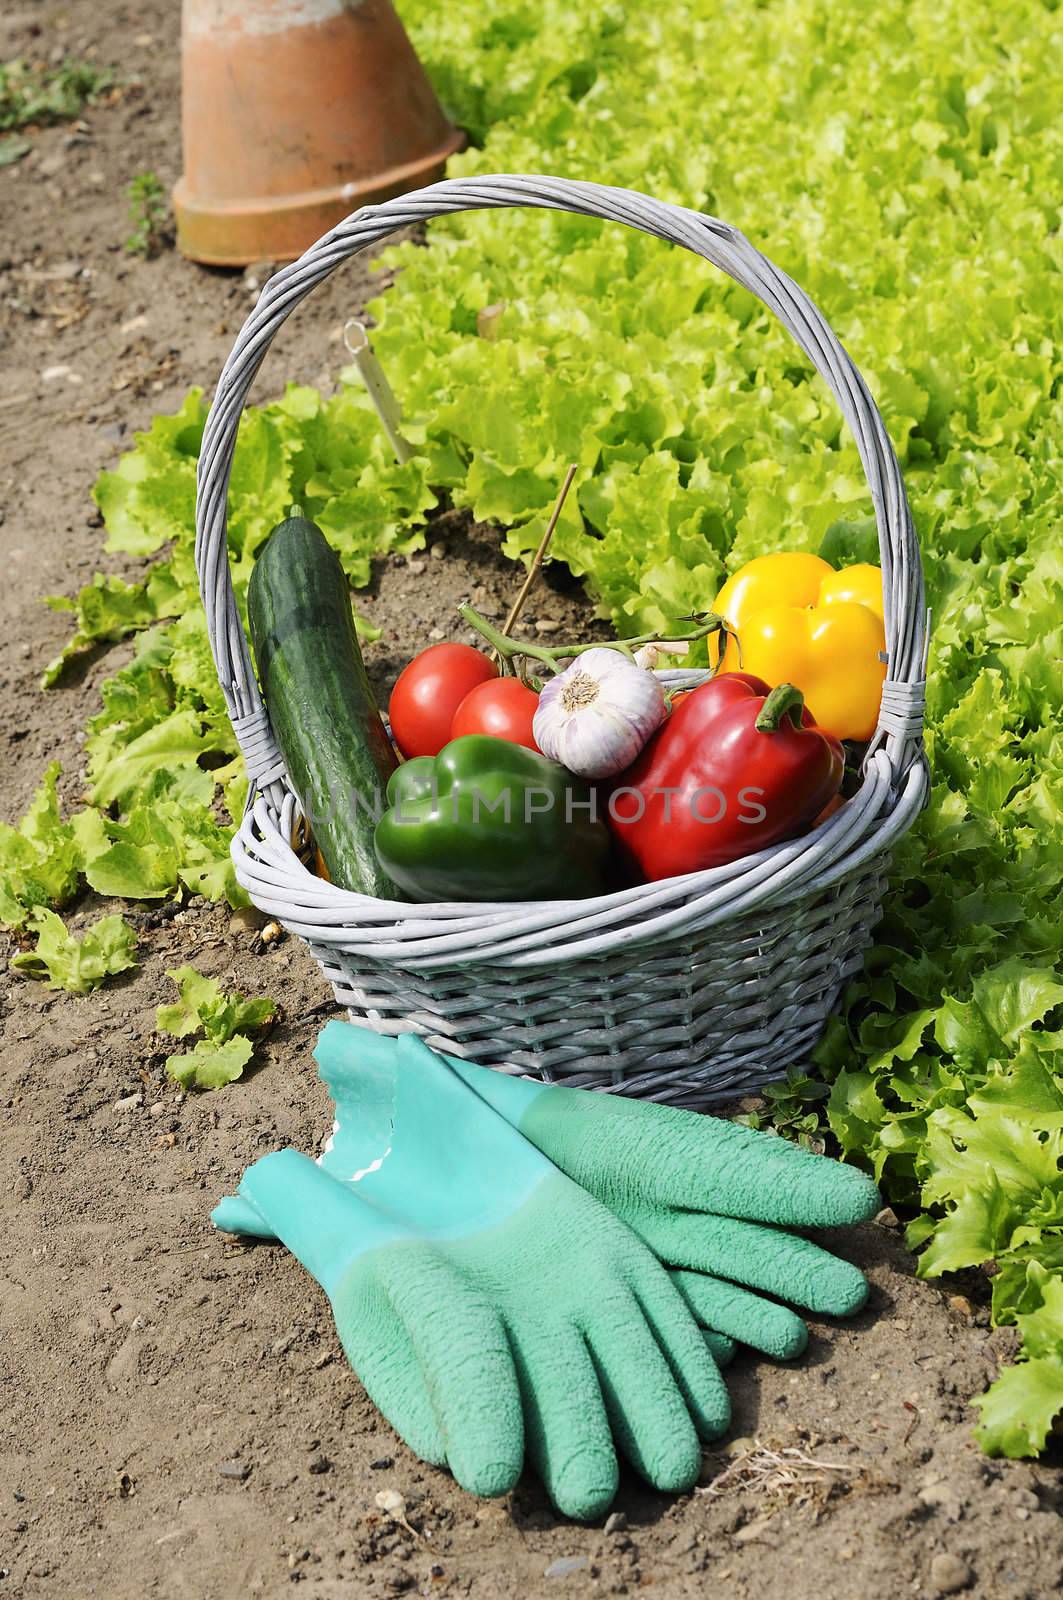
top-left (1, 2), bottom-right (1060, 1595)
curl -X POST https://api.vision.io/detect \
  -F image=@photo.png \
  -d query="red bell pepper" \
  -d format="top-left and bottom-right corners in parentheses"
top-left (607, 672), bottom-right (844, 881)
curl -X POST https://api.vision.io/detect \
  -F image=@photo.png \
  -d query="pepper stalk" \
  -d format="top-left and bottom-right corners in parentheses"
top-left (754, 682), bottom-right (806, 733)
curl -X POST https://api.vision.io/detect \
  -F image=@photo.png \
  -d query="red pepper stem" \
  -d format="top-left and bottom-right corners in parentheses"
top-left (755, 682), bottom-right (806, 733)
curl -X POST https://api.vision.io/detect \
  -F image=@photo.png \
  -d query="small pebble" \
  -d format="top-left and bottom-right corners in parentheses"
top-left (243, 259), bottom-right (275, 293)
top-left (370, 1456), bottom-right (394, 1471)
top-left (374, 1488), bottom-right (417, 1536)
top-left (260, 921), bottom-right (283, 946)
top-left (113, 1093), bottom-right (142, 1113)
top-left (229, 906), bottom-right (265, 935)
top-left (307, 1455), bottom-right (330, 1475)
top-left (429, 544), bottom-right (445, 561)
top-left (874, 1206), bottom-right (899, 1228)
top-left (405, 559), bottom-right (427, 575)
top-left (149, 1102), bottom-right (165, 1118)
top-left (545, 1555), bottom-right (589, 1579)
top-left (929, 1553), bottom-right (973, 1595)
top-left (603, 1511), bottom-right (627, 1535)
top-left (218, 1460), bottom-right (251, 1482)
top-left (534, 619), bottom-right (562, 635)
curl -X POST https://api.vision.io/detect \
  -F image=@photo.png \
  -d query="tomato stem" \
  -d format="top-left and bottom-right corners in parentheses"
top-left (460, 605), bottom-right (739, 676)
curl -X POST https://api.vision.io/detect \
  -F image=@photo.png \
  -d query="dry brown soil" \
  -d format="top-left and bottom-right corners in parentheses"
top-left (1, 4), bottom-right (1060, 1598)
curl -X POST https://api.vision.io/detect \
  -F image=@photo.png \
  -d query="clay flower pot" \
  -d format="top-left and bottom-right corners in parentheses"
top-left (173, 0), bottom-right (464, 266)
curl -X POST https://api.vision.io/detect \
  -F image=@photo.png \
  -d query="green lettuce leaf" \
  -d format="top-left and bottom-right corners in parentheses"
top-left (975, 1275), bottom-right (1063, 1456)
top-left (157, 965), bottom-right (276, 1090)
top-left (11, 909), bottom-right (137, 993)
top-left (41, 568), bottom-right (187, 688)
top-left (0, 764), bottom-right (107, 928)
top-left (165, 1035), bottom-right (255, 1091)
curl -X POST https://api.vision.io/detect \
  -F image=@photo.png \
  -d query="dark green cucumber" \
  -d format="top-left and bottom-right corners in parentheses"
top-left (248, 514), bottom-right (398, 897)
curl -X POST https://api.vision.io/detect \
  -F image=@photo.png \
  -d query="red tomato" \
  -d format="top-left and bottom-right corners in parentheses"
top-left (451, 678), bottom-right (540, 751)
top-left (389, 643), bottom-right (497, 758)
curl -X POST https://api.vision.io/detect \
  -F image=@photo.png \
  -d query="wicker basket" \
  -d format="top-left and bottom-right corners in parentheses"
top-left (195, 175), bottom-right (929, 1109)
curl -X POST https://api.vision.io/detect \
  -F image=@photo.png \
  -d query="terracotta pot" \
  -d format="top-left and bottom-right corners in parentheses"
top-left (173, 0), bottom-right (464, 266)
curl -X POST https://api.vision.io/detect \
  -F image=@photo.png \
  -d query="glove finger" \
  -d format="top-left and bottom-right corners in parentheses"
top-left (337, 1270), bottom-right (449, 1466)
top-left (236, 1155), bottom-right (524, 1501)
top-left (377, 1243), bottom-right (525, 1501)
top-left (506, 1323), bottom-right (618, 1521)
top-left (211, 1192), bottom-right (278, 1239)
top-left (703, 1330), bottom-right (736, 1368)
top-left (642, 1210), bottom-right (870, 1316)
top-left (516, 1090), bottom-right (880, 1229)
top-left (639, 1113), bottom-right (881, 1228)
top-left (622, 1255), bottom-right (731, 1441)
top-left (219, 1161), bottom-right (450, 1466)
top-left (236, 1149), bottom-right (405, 1286)
top-left (670, 1269), bottom-right (808, 1360)
top-left (581, 1283), bottom-right (704, 1492)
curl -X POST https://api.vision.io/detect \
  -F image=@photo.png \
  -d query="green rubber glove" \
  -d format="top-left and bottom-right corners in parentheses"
top-left (439, 1042), bottom-right (881, 1361)
top-left (246, 1023), bottom-right (878, 1360)
top-left (214, 1034), bottom-right (730, 1520)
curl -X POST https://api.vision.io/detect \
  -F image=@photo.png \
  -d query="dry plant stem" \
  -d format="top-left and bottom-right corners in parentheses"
top-left (703, 1440), bottom-right (859, 1504)
top-left (500, 461), bottom-right (579, 642)
top-left (460, 604), bottom-right (737, 679)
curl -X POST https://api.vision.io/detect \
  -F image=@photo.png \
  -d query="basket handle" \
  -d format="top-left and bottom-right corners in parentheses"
top-left (195, 175), bottom-right (927, 791)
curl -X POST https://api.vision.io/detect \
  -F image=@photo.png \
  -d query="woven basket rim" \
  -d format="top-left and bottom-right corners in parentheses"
top-left (229, 735), bottom-right (928, 967)
top-left (196, 175), bottom-right (929, 962)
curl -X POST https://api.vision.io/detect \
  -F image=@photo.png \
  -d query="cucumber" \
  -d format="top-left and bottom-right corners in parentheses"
top-left (248, 513), bottom-right (398, 897)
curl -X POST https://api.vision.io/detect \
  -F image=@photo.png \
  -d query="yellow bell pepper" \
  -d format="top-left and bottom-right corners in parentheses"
top-left (709, 552), bottom-right (886, 742)
top-left (818, 561), bottom-right (884, 622)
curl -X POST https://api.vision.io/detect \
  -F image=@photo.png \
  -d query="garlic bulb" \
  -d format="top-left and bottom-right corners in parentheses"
top-left (533, 647), bottom-right (666, 779)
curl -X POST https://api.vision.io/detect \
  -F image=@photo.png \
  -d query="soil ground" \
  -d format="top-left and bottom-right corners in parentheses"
top-left (1, 4), bottom-right (1060, 1597)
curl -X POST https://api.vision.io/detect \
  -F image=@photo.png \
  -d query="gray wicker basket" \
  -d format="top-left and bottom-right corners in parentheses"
top-left (195, 175), bottom-right (929, 1108)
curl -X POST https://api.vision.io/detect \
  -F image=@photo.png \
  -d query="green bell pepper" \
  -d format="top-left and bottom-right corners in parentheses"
top-left (374, 735), bottom-right (610, 902)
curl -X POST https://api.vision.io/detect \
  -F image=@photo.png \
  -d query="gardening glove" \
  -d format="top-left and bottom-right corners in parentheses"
top-left (226, 1023), bottom-right (879, 1361)
top-left (437, 1038), bottom-right (881, 1360)
top-left (214, 1033), bottom-right (731, 1520)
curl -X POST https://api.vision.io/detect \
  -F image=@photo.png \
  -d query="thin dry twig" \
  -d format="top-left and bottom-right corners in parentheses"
top-left (501, 462), bottom-right (578, 637)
